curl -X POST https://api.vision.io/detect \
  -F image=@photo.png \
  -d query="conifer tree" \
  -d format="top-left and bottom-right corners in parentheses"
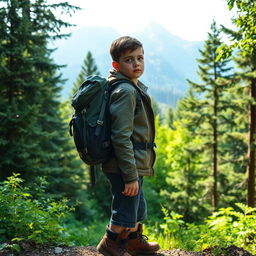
top-left (221, 0), bottom-right (256, 207)
top-left (183, 20), bottom-right (232, 209)
top-left (72, 51), bottom-right (100, 94)
top-left (0, 0), bottom-right (86, 206)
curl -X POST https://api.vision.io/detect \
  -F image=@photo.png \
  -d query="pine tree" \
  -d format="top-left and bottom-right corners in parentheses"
top-left (72, 51), bottom-right (100, 94)
top-left (183, 20), bottom-right (232, 210)
top-left (175, 90), bottom-right (213, 218)
top-left (0, 0), bottom-right (87, 207)
top-left (221, 0), bottom-right (256, 206)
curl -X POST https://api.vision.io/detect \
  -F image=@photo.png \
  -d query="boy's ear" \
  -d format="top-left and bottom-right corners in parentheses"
top-left (112, 61), bottom-right (119, 71)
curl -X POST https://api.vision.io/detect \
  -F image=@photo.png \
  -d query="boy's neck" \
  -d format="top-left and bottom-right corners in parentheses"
top-left (116, 69), bottom-right (138, 85)
top-left (131, 78), bottom-right (138, 85)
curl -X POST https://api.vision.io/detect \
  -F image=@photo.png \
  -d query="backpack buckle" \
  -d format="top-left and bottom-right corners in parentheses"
top-left (97, 120), bottom-right (104, 125)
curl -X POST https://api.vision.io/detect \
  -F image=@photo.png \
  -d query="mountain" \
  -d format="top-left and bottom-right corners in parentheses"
top-left (52, 23), bottom-right (203, 106)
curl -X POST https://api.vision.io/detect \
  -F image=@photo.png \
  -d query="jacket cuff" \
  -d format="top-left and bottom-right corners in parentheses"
top-left (122, 172), bottom-right (139, 184)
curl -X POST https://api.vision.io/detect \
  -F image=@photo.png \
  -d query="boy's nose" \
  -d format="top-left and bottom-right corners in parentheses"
top-left (134, 60), bottom-right (139, 66)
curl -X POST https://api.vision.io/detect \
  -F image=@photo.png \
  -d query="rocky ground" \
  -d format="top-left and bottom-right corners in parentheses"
top-left (0, 244), bottom-right (253, 256)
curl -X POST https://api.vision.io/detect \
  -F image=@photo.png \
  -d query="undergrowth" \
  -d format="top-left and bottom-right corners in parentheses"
top-left (144, 203), bottom-right (256, 255)
top-left (1, 174), bottom-right (255, 255)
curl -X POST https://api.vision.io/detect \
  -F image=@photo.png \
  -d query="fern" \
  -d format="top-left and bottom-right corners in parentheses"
top-left (196, 203), bottom-right (256, 254)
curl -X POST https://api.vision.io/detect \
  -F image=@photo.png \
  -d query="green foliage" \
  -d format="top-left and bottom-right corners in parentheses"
top-left (61, 215), bottom-right (106, 246)
top-left (179, 20), bottom-right (246, 211)
top-left (159, 208), bottom-right (200, 250)
top-left (0, 172), bottom-right (109, 248)
top-left (144, 207), bottom-right (200, 251)
top-left (164, 107), bottom-right (175, 129)
top-left (220, 0), bottom-right (256, 207)
top-left (196, 203), bottom-right (256, 254)
top-left (0, 1), bottom-right (255, 252)
top-left (0, 0), bottom-right (79, 179)
top-left (143, 117), bottom-right (210, 223)
top-left (146, 204), bottom-right (256, 254)
top-left (0, 0), bottom-right (88, 221)
top-left (0, 173), bottom-right (73, 244)
top-left (217, 0), bottom-right (256, 60)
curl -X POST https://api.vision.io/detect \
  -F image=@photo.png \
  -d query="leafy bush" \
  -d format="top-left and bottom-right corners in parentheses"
top-left (196, 203), bottom-right (256, 254)
top-left (146, 204), bottom-right (256, 255)
top-left (0, 173), bottom-right (73, 245)
top-left (146, 207), bottom-right (200, 250)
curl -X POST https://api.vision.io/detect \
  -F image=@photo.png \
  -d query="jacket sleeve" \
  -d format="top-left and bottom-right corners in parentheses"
top-left (109, 84), bottom-right (139, 183)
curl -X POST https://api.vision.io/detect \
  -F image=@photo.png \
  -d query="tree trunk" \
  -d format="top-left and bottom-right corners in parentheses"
top-left (212, 61), bottom-right (218, 210)
top-left (247, 77), bottom-right (256, 207)
top-left (212, 121), bottom-right (218, 209)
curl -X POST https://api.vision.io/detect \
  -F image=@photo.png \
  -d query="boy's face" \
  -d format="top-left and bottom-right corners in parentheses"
top-left (112, 47), bottom-right (144, 84)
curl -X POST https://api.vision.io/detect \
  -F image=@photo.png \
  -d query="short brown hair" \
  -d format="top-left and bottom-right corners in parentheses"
top-left (110, 36), bottom-right (143, 62)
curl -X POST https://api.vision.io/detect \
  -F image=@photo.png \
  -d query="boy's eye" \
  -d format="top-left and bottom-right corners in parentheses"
top-left (125, 58), bottom-right (133, 63)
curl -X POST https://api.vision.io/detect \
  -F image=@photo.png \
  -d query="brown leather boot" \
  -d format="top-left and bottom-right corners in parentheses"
top-left (97, 227), bottom-right (132, 256)
top-left (127, 224), bottom-right (160, 255)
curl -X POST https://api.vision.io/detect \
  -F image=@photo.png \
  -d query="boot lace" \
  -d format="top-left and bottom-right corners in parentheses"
top-left (139, 233), bottom-right (149, 244)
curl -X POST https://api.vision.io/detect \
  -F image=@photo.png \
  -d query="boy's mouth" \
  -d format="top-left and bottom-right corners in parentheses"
top-left (134, 69), bottom-right (141, 72)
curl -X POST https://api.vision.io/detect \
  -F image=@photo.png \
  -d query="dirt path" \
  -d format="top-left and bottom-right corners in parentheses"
top-left (0, 245), bottom-right (253, 256)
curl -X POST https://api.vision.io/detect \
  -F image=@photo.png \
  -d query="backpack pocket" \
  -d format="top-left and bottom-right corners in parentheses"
top-left (69, 112), bottom-right (87, 154)
top-left (69, 112), bottom-right (112, 165)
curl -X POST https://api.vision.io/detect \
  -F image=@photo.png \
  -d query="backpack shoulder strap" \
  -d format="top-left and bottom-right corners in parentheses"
top-left (109, 79), bottom-right (142, 116)
top-left (108, 79), bottom-right (142, 101)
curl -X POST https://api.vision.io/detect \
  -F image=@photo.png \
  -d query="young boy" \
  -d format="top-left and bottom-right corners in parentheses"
top-left (97, 36), bottom-right (159, 256)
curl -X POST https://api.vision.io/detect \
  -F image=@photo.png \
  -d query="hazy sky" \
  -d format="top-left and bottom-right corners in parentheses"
top-left (62, 0), bottom-right (235, 42)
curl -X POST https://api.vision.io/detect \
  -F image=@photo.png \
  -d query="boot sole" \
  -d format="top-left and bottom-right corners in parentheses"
top-left (129, 250), bottom-right (159, 256)
top-left (96, 245), bottom-right (113, 256)
top-left (131, 254), bottom-right (157, 256)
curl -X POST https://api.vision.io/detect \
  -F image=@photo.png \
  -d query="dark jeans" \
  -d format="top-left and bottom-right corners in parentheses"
top-left (105, 173), bottom-right (147, 228)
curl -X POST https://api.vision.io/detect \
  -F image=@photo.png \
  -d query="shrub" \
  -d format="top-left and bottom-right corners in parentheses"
top-left (196, 203), bottom-right (256, 254)
top-left (144, 207), bottom-right (201, 250)
top-left (147, 204), bottom-right (256, 255)
top-left (0, 173), bottom-right (73, 245)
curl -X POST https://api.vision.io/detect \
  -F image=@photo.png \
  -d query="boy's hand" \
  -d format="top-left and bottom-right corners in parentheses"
top-left (122, 181), bottom-right (139, 197)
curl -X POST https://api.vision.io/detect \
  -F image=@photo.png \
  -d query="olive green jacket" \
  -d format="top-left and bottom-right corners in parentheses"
top-left (102, 70), bottom-right (156, 183)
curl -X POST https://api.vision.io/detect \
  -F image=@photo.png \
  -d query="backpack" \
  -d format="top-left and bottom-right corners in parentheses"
top-left (69, 75), bottom-right (141, 183)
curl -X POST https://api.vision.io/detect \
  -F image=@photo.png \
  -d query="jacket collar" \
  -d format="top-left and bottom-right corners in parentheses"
top-left (108, 69), bottom-right (148, 93)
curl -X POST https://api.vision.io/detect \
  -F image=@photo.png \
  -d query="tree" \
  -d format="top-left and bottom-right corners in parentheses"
top-left (164, 106), bottom-right (175, 129)
top-left (218, 0), bottom-right (256, 60)
top-left (184, 20), bottom-right (232, 210)
top-left (71, 51), bottom-right (100, 94)
top-left (0, 0), bottom-right (87, 206)
top-left (220, 0), bottom-right (256, 207)
top-left (146, 116), bottom-right (208, 222)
